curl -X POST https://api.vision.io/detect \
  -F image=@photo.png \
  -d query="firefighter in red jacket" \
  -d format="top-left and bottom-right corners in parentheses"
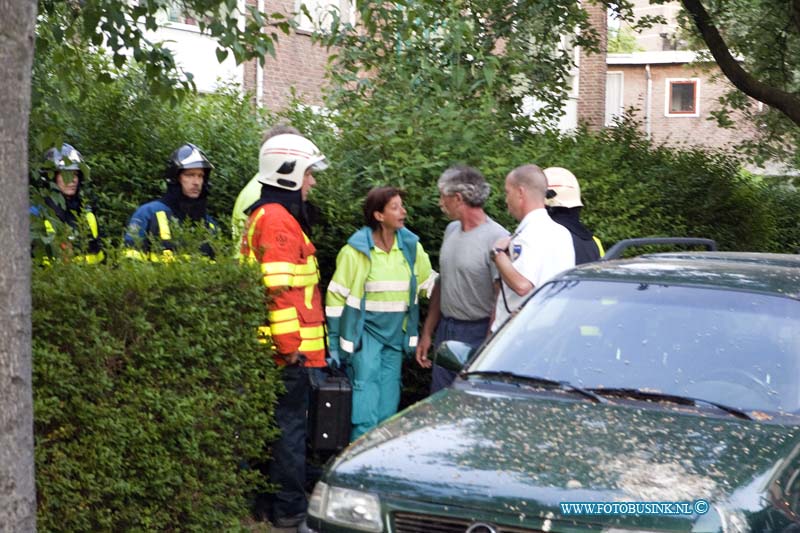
top-left (240, 133), bottom-right (328, 528)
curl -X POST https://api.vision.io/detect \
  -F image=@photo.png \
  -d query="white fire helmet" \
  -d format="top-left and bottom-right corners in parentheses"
top-left (256, 134), bottom-right (328, 191)
top-left (544, 167), bottom-right (583, 208)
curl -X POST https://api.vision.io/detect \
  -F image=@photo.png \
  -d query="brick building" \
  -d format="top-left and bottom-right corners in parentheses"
top-left (153, 1), bottom-right (611, 128)
top-left (606, 0), bottom-right (758, 149)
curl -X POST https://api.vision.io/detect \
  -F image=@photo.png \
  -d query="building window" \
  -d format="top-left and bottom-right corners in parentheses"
top-left (605, 71), bottom-right (624, 126)
top-left (296, 1), bottom-right (355, 33)
top-left (665, 78), bottom-right (700, 117)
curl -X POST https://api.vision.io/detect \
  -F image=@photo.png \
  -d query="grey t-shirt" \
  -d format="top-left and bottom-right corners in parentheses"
top-left (439, 217), bottom-right (509, 321)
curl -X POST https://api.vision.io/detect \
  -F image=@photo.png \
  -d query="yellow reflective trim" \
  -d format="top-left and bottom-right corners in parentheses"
top-left (270, 319), bottom-right (301, 335)
top-left (594, 235), bottom-right (605, 257)
top-left (268, 307), bottom-right (298, 322)
top-left (73, 252), bottom-right (105, 265)
top-left (246, 209), bottom-right (265, 251)
top-left (257, 326), bottom-right (275, 347)
top-left (264, 274), bottom-right (292, 287)
top-left (44, 219), bottom-right (55, 235)
top-left (300, 325), bottom-right (324, 338)
top-left (124, 249), bottom-right (147, 261)
top-left (299, 338), bottom-right (325, 352)
top-left (262, 262), bottom-right (297, 275)
top-left (292, 273), bottom-right (319, 287)
top-left (295, 259), bottom-right (317, 275)
top-left (155, 211), bottom-right (171, 240)
top-left (302, 232), bottom-right (310, 244)
top-left (305, 285), bottom-right (313, 309)
top-left (85, 212), bottom-right (99, 238)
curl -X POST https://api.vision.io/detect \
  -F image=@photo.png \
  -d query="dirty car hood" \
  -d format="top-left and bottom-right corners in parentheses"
top-left (326, 386), bottom-right (800, 527)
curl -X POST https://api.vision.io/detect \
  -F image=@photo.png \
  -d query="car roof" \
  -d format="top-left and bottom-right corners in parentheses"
top-left (558, 252), bottom-right (800, 299)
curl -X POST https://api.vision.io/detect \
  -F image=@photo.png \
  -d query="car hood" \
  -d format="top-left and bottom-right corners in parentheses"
top-left (326, 386), bottom-right (800, 528)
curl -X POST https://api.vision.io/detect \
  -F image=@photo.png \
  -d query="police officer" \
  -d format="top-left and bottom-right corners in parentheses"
top-left (543, 167), bottom-right (604, 264)
top-left (124, 143), bottom-right (217, 260)
top-left (30, 143), bottom-right (104, 264)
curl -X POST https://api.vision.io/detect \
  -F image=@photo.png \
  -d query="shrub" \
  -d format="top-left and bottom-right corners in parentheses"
top-left (32, 254), bottom-right (280, 532)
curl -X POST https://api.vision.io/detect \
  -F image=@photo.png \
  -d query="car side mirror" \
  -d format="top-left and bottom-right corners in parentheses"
top-left (434, 340), bottom-right (474, 372)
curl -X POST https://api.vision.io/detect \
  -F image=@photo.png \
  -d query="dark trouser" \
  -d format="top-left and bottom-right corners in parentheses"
top-left (430, 315), bottom-right (490, 394)
top-left (264, 364), bottom-right (310, 522)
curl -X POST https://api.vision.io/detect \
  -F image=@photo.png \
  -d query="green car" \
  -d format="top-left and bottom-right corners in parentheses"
top-left (303, 246), bottom-right (800, 533)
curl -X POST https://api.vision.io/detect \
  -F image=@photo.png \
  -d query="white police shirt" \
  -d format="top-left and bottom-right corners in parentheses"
top-left (492, 208), bottom-right (575, 330)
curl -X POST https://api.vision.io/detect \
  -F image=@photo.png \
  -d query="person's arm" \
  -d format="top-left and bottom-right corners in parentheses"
top-left (325, 246), bottom-right (359, 368)
top-left (251, 212), bottom-right (304, 357)
top-left (492, 236), bottom-right (534, 297)
top-left (415, 280), bottom-right (440, 368)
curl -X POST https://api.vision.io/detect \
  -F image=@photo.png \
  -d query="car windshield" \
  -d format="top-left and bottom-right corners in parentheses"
top-left (474, 280), bottom-right (800, 414)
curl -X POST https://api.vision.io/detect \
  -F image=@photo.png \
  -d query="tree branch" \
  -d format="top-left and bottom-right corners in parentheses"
top-left (791, 0), bottom-right (800, 34)
top-left (681, 0), bottom-right (800, 126)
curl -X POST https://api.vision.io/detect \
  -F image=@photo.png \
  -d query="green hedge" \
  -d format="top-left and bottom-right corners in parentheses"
top-left (32, 255), bottom-right (279, 532)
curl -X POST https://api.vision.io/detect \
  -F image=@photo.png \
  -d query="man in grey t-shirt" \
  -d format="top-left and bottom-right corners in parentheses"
top-left (416, 165), bottom-right (509, 393)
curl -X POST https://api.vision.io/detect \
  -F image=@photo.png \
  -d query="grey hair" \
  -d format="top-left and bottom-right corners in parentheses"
top-left (437, 165), bottom-right (491, 207)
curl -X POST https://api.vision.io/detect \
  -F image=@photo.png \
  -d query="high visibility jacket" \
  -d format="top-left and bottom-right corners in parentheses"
top-left (241, 203), bottom-right (326, 367)
top-left (230, 175), bottom-right (260, 253)
top-left (325, 227), bottom-right (436, 364)
top-left (124, 200), bottom-right (217, 261)
top-left (30, 205), bottom-right (105, 265)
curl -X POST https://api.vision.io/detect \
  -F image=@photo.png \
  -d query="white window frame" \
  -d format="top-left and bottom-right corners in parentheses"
top-left (295, 0), bottom-right (355, 33)
top-left (664, 77), bottom-right (700, 118)
top-left (605, 71), bottom-right (624, 126)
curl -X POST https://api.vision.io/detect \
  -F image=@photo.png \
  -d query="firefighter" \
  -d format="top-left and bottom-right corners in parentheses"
top-left (544, 166), bottom-right (604, 264)
top-left (124, 143), bottom-right (217, 260)
top-left (30, 143), bottom-right (104, 264)
top-left (239, 133), bottom-right (328, 528)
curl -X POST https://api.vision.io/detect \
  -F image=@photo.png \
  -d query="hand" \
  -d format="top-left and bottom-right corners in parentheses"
top-left (493, 236), bottom-right (511, 252)
top-left (326, 350), bottom-right (341, 369)
top-left (280, 351), bottom-right (302, 365)
top-left (415, 334), bottom-right (433, 368)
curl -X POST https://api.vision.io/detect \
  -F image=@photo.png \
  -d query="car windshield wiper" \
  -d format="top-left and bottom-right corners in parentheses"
top-left (462, 370), bottom-right (606, 404)
top-left (587, 387), bottom-right (752, 421)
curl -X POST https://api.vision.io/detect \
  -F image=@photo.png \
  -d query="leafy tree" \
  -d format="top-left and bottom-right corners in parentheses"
top-left (608, 26), bottom-right (643, 53)
top-left (35, 0), bottom-right (292, 104)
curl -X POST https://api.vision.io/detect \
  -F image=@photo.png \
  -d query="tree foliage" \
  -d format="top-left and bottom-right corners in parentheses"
top-left (318, 0), bottom-right (612, 130)
top-left (36, 0), bottom-right (292, 104)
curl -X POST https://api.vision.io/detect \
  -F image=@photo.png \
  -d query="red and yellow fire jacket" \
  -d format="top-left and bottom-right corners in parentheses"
top-left (241, 203), bottom-right (325, 367)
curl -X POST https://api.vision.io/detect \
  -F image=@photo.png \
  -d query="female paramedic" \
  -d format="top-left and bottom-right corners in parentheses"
top-left (326, 186), bottom-right (436, 440)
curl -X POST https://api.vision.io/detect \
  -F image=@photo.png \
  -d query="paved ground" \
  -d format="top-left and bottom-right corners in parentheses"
top-left (243, 516), bottom-right (298, 532)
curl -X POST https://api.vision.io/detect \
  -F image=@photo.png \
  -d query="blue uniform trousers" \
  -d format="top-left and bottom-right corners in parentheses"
top-left (347, 331), bottom-right (403, 441)
top-left (430, 315), bottom-right (491, 394)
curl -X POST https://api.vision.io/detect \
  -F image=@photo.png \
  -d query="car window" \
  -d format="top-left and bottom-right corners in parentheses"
top-left (476, 280), bottom-right (800, 413)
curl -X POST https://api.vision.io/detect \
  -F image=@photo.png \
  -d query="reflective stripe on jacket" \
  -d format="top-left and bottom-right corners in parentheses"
top-left (325, 226), bottom-right (436, 362)
top-left (31, 205), bottom-right (105, 265)
top-left (124, 200), bottom-right (216, 261)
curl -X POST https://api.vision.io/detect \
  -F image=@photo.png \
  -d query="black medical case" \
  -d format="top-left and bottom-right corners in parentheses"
top-left (309, 373), bottom-right (352, 452)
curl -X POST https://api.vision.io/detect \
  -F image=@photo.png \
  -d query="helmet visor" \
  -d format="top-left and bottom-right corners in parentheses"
top-left (309, 156), bottom-right (328, 173)
top-left (175, 145), bottom-right (212, 169)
